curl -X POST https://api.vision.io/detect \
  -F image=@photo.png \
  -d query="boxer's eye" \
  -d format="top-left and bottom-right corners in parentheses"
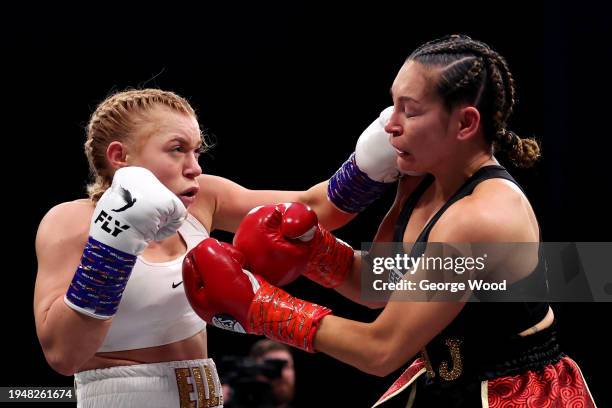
top-left (403, 106), bottom-right (422, 118)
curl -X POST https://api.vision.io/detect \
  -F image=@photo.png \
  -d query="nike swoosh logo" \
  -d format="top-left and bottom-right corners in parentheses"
top-left (172, 281), bottom-right (183, 289)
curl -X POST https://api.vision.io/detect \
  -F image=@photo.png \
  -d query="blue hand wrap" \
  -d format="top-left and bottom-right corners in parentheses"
top-left (327, 153), bottom-right (391, 213)
top-left (64, 237), bottom-right (137, 319)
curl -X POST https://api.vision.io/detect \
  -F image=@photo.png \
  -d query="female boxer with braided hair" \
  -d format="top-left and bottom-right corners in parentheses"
top-left (33, 88), bottom-right (408, 407)
top-left (184, 35), bottom-right (596, 406)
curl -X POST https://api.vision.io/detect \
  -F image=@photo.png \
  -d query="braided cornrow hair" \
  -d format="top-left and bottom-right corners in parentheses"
top-left (85, 88), bottom-right (205, 201)
top-left (408, 34), bottom-right (540, 168)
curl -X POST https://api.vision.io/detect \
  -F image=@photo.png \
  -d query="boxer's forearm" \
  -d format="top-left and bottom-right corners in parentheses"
top-left (334, 252), bottom-right (386, 309)
top-left (313, 300), bottom-right (462, 378)
top-left (297, 180), bottom-right (357, 231)
top-left (313, 314), bottom-right (397, 377)
top-left (37, 296), bottom-right (112, 376)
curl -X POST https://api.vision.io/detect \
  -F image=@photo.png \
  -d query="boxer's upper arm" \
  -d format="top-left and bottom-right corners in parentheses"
top-left (35, 202), bottom-right (117, 375)
top-left (198, 175), bottom-right (300, 232)
top-left (34, 203), bottom-right (89, 331)
top-left (200, 175), bottom-right (355, 233)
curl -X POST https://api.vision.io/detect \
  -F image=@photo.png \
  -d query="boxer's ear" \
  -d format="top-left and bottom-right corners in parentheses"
top-left (455, 106), bottom-right (480, 142)
top-left (107, 141), bottom-right (130, 169)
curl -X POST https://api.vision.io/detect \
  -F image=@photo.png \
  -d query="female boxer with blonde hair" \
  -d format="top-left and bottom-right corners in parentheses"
top-left (34, 88), bottom-right (404, 407)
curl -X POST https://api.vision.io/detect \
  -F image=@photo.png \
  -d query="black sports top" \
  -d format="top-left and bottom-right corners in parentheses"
top-left (393, 165), bottom-right (549, 336)
top-left (391, 166), bottom-right (558, 388)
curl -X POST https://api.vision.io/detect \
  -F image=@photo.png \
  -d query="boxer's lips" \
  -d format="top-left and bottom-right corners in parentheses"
top-left (180, 187), bottom-right (199, 197)
top-left (388, 135), bottom-right (409, 155)
top-left (179, 187), bottom-right (199, 207)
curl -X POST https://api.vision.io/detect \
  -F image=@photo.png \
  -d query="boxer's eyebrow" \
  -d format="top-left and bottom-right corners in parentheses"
top-left (398, 96), bottom-right (420, 105)
top-left (389, 89), bottom-right (421, 104)
top-left (168, 135), bottom-right (202, 149)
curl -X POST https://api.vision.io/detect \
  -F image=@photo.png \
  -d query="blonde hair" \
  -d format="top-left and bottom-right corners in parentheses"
top-left (85, 88), bottom-right (204, 201)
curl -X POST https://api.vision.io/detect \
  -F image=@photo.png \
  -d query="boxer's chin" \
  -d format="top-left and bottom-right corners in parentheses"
top-left (179, 195), bottom-right (195, 208)
top-left (397, 155), bottom-right (418, 172)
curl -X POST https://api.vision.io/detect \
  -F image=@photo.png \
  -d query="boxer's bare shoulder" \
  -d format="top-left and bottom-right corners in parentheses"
top-left (37, 200), bottom-right (93, 244)
top-left (431, 179), bottom-right (539, 243)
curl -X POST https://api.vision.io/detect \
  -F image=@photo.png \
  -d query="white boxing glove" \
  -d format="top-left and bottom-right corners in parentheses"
top-left (328, 107), bottom-right (424, 213)
top-left (90, 166), bottom-right (187, 255)
top-left (355, 106), bottom-right (423, 180)
top-left (65, 166), bottom-right (188, 319)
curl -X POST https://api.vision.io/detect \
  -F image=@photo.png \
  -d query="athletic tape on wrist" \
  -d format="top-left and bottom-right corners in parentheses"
top-left (304, 228), bottom-right (353, 288)
top-left (248, 281), bottom-right (332, 352)
top-left (328, 153), bottom-right (390, 213)
top-left (64, 237), bottom-right (137, 319)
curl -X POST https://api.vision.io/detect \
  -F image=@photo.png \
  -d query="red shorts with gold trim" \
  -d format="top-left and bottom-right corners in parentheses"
top-left (373, 355), bottom-right (596, 408)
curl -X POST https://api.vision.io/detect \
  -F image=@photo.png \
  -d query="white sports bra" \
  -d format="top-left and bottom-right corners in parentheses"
top-left (98, 214), bottom-right (208, 352)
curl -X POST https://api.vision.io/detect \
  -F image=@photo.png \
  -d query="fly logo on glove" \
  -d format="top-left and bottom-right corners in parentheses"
top-left (93, 210), bottom-right (131, 237)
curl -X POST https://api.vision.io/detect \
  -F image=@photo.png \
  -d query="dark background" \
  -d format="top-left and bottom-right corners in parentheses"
top-left (3, 1), bottom-right (610, 406)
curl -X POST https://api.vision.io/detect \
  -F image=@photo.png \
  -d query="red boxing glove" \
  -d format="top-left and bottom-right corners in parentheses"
top-left (183, 238), bottom-right (332, 352)
top-left (234, 202), bottom-right (354, 288)
top-left (183, 239), bottom-right (254, 333)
